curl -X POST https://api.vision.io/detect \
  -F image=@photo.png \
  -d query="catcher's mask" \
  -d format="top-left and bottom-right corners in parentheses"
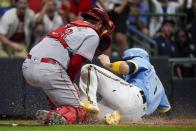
top-left (81, 7), bottom-right (115, 51)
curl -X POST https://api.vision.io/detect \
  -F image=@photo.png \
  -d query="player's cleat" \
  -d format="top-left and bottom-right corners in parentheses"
top-left (49, 112), bottom-right (67, 125)
top-left (105, 110), bottom-right (121, 125)
top-left (80, 100), bottom-right (100, 114)
top-left (35, 110), bottom-right (67, 125)
top-left (35, 110), bottom-right (48, 121)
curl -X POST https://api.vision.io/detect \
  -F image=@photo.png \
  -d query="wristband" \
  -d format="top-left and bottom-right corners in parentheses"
top-left (112, 61), bottom-right (123, 74)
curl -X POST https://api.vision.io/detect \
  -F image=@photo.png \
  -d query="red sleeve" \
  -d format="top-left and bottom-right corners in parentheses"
top-left (67, 54), bottom-right (86, 81)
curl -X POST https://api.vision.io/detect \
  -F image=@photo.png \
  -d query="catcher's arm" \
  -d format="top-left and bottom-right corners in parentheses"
top-left (98, 54), bottom-right (136, 75)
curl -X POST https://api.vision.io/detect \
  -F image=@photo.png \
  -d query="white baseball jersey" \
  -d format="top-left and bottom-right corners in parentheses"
top-left (35, 12), bottom-right (64, 33)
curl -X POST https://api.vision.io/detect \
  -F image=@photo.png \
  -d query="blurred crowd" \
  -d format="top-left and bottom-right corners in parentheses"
top-left (0, 0), bottom-right (195, 78)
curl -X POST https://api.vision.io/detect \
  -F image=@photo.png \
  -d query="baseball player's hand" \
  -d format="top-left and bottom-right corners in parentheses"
top-left (98, 54), bottom-right (112, 69)
top-left (10, 42), bottom-right (24, 52)
top-left (41, 1), bottom-right (50, 13)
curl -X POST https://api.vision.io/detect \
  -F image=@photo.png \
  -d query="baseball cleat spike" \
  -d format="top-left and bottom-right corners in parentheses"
top-left (35, 110), bottom-right (49, 121)
top-left (35, 110), bottom-right (67, 125)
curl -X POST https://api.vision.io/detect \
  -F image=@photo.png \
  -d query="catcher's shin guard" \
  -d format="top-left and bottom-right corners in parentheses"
top-left (35, 105), bottom-right (87, 124)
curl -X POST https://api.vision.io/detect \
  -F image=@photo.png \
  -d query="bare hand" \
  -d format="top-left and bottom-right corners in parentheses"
top-left (114, 0), bottom-right (129, 14)
top-left (63, 0), bottom-right (70, 9)
top-left (98, 54), bottom-right (111, 68)
top-left (130, 4), bottom-right (140, 13)
top-left (10, 42), bottom-right (24, 52)
top-left (41, 1), bottom-right (50, 13)
top-left (114, 6), bottom-right (122, 14)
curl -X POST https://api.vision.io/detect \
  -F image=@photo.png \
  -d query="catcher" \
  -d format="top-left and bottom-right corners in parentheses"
top-left (22, 7), bottom-right (114, 125)
top-left (79, 48), bottom-right (171, 124)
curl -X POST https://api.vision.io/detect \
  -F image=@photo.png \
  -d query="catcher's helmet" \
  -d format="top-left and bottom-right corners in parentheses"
top-left (81, 7), bottom-right (115, 35)
top-left (123, 48), bottom-right (149, 61)
top-left (81, 7), bottom-right (115, 52)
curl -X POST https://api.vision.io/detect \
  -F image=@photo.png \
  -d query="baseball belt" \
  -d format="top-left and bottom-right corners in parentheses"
top-left (27, 54), bottom-right (57, 65)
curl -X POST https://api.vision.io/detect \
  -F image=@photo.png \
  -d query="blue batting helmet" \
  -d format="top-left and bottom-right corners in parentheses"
top-left (123, 48), bottom-right (149, 61)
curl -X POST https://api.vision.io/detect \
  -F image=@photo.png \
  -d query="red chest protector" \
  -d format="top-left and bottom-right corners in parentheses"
top-left (47, 20), bottom-right (98, 49)
top-left (47, 20), bottom-right (98, 81)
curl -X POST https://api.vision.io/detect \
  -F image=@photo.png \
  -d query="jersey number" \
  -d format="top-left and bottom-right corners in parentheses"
top-left (61, 29), bottom-right (73, 38)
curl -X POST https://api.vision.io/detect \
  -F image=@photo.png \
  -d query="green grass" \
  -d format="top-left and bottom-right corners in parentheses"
top-left (0, 125), bottom-right (195, 131)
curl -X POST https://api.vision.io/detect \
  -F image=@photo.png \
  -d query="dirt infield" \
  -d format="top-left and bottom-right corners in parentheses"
top-left (136, 117), bottom-right (196, 126)
top-left (119, 113), bottom-right (196, 126)
top-left (0, 116), bottom-right (195, 126)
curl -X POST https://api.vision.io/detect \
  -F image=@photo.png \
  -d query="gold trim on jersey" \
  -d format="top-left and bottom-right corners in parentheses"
top-left (158, 106), bottom-right (171, 113)
top-left (126, 60), bottom-right (139, 74)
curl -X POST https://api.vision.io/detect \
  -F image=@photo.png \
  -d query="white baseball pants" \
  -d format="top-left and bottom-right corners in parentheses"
top-left (79, 64), bottom-right (147, 122)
